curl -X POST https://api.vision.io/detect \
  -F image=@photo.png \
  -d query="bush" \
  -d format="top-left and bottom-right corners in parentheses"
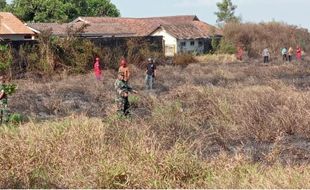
top-left (2, 84), bottom-right (17, 95)
top-left (14, 36), bottom-right (164, 76)
top-left (221, 22), bottom-right (310, 58)
top-left (0, 44), bottom-right (13, 73)
top-left (173, 53), bottom-right (197, 65)
top-left (8, 113), bottom-right (23, 124)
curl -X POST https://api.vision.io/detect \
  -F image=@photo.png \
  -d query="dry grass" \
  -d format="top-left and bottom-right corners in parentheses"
top-left (222, 22), bottom-right (310, 58)
top-left (1, 59), bottom-right (310, 188)
top-left (195, 54), bottom-right (238, 64)
top-left (0, 117), bottom-right (310, 188)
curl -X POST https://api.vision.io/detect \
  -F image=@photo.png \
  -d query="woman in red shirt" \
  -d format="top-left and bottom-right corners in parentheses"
top-left (296, 46), bottom-right (302, 61)
top-left (94, 57), bottom-right (102, 80)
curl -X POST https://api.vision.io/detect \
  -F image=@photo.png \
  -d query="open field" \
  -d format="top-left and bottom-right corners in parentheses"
top-left (1, 59), bottom-right (310, 188)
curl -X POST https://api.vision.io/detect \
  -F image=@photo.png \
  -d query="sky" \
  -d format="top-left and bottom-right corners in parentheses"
top-left (5, 0), bottom-right (310, 30)
top-left (110, 0), bottom-right (310, 30)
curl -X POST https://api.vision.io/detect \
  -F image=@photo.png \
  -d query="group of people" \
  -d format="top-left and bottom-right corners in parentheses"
top-left (262, 46), bottom-right (303, 63)
top-left (93, 56), bottom-right (157, 116)
top-left (236, 45), bottom-right (304, 63)
top-left (281, 46), bottom-right (302, 62)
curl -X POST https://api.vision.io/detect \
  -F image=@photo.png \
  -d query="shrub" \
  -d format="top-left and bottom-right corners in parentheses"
top-left (173, 53), bottom-right (197, 65)
top-left (13, 36), bottom-right (164, 77)
top-left (222, 22), bottom-right (310, 58)
top-left (0, 44), bottom-right (13, 73)
top-left (8, 113), bottom-right (23, 124)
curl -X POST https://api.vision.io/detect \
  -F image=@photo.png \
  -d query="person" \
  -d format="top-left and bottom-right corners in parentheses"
top-left (145, 58), bottom-right (156, 90)
top-left (281, 47), bottom-right (288, 61)
top-left (0, 75), bottom-right (8, 124)
top-left (118, 57), bottom-right (130, 83)
top-left (288, 46), bottom-right (294, 62)
top-left (262, 48), bottom-right (270, 63)
top-left (114, 72), bottom-right (137, 116)
top-left (236, 46), bottom-right (244, 61)
top-left (93, 57), bottom-right (102, 80)
top-left (296, 46), bottom-right (302, 61)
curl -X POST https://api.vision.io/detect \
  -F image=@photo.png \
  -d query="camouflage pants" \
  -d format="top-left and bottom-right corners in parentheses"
top-left (0, 100), bottom-right (8, 124)
top-left (115, 96), bottom-right (130, 116)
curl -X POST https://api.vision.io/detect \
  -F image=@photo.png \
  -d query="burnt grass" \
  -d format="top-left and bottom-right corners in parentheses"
top-left (9, 60), bottom-right (310, 165)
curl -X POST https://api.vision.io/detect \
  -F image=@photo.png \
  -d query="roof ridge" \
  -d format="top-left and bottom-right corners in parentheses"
top-left (77, 15), bottom-right (197, 20)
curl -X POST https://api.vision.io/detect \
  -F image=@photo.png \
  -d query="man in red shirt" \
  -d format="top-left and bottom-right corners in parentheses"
top-left (118, 57), bottom-right (130, 83)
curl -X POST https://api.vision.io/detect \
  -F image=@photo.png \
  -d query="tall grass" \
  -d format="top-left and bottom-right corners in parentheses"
top-left (1, 59), bottom-right (310, 188)
top-left (1, 115), bottom-right (310, 188)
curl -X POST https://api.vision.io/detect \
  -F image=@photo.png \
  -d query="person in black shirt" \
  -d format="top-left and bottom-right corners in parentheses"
top-left (145, 58), bottom-right (156, 90)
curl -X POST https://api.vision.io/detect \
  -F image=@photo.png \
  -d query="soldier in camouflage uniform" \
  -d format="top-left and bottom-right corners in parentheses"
top-left (114, 72), bottom-right (137, 116)
top-left (0, 75), bottom-right (8, 124)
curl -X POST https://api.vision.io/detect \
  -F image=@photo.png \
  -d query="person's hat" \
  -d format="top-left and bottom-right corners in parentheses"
top-left (95, 57), bottom-right (100, 61)
top-left (147, 57), bottom-right (152, 62)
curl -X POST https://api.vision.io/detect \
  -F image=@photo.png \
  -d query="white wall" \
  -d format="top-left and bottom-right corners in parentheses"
top-left (0, 34), bottom-right (35, 41)
top-left (177, 39), bottom-right (204, 54)
top-left (151, 28), bottom-right (177, 56)
top-left (151, 28), bottom-right (207, 56)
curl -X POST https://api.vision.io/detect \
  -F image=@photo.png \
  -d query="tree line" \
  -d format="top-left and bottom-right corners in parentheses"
top-left (0, 0), bottom-right (120, 22)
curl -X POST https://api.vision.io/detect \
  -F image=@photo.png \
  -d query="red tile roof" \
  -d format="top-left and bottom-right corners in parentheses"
top-left (28, 15), bottom-right (221, 38)
top-left (158, 24), bottom-right (209, 39)
top-left (0, 12), bottom-right (34, 35)
top-left (27, 22), bottom-right (136, 37)
top-left (73, 15), bottom-right (202, 36)
top-left (193, 21), bottom-right (223, 36)
top-left (27, 23), bottom-right (68, 35)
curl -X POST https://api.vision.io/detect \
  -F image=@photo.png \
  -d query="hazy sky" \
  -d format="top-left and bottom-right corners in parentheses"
top-left (110, 0), bottom-right (310, 30)
top-left (5, 0), bottom-right (310, 30)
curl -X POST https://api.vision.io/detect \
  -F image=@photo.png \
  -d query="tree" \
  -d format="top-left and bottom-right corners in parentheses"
top-left (65, 0), bottom-right (120, 20)
top-left (8, 0), bottom-right (120, 22)
top-left (214, 0), bottom-right (240, 26)
top-left (0, 0), bottom-right (6, 10)
top-left (8, 0), bottom-right (68, 22)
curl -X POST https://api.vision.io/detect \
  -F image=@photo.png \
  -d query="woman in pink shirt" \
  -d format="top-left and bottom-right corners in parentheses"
top-left (296, 46), bottom-right (302, 61)
top-left (94, 57), bottom-right (102, 80)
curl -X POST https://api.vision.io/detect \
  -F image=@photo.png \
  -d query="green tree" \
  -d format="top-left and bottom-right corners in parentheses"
top-left (65, 0), bottom-right (120, 20)
top-left (214, 0), bottom-right (240, 26)
top-left (9, 0), bottom-right (120, 22)
top-left (8, 0), bottom-right (68, 22)
top-left (0, 0), bottom-right (6, 10)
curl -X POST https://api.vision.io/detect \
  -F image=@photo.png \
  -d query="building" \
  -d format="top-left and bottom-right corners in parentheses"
top-left (28, 15), bottom-right (222, 56)
top-left (150, 23), bottom-right (221, 56)
top-left (0, 12), bottom-right (35, 41)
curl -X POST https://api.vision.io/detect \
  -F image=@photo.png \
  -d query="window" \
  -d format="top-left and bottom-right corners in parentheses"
top-left (198, 41), bottom-right (203, 46)
top-left (190, 41), bottom-right (195, 46)
top-left (24, 35), bottom-right (32, 39)
top-left (180, 42), bottom-right (186, 46)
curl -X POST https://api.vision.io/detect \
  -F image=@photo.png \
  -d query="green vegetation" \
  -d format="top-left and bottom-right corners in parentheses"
top-left (214, 0), bottom-right (240, 26)
top-left (0, 45), bottom-right (12, 72)
top-left (2, 84), bottom-right (17, 95)
top-left (5, 0), bottom-right (120, 22)
top-left (0, 0), bottom-right (6, 10)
